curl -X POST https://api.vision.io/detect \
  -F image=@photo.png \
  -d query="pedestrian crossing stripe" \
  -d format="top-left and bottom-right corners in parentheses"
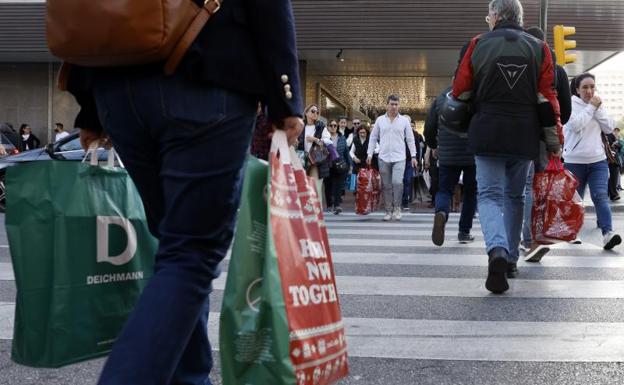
top-left (1, 305), bottom-right (623, 362)
top-left (2, 213), bottom-right (624, 367)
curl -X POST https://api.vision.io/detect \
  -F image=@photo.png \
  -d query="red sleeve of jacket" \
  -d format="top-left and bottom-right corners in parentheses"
top-left (539, 44), bottom-right (563, 144)
top-left (452, 36), bottom-right (480, 98)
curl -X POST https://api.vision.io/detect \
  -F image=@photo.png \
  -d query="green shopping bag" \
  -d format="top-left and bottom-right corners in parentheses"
top-left (220, 131), bottom-right (348, 385)
top-left (6, 158), bottom-right (157, 367)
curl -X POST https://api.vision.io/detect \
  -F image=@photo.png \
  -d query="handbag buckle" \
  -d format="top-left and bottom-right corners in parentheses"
top-left (204, 0), bottom-right (221, 13)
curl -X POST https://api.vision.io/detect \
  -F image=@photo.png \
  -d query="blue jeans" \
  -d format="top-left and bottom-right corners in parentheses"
top-left (565, 161), bottom-right (612, 235)
top-left (521, 162), bottom-right (535, 245)
top-left (92, 69), bottom-right (256, 385)
top-left (475, 156), bottom-right (531, 263)
top-left (402, 159), bottom-right (414, 207)
top-left (435, 165), bottom-right (477, 234)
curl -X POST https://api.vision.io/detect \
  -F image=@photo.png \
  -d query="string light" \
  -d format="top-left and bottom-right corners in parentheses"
top-left (312, 75), bottom-right (452, 119)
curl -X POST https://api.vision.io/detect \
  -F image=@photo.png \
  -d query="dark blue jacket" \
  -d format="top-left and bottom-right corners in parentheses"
top-left (424, 87), bottom-right (474, 167)
top-left (68, 0), bottom-right (303, 131)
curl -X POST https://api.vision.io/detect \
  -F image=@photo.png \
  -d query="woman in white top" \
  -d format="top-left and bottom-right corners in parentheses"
top-left (297, 104), bottom-right (331, 179)
top-left (563, 73), bottom-right (621, 250)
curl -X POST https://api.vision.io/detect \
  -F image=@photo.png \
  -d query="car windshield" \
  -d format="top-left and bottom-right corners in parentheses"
top-left (58, 137), bottom-right (82, 152)
top-left (0, 133), bottom-right (15, 146)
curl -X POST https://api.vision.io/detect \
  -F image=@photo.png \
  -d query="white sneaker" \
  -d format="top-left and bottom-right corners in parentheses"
top-left (603, 232), bottom-right (622, 250)
top-left (383, 211), bottom-right (392, 221)
top-left (392, 208), bottom-right (402, 221)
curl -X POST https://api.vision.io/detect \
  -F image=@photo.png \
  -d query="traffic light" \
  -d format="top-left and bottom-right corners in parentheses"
top-left (553, 25), bottom-right (577, 65)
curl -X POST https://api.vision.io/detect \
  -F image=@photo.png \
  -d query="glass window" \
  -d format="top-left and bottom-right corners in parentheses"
top-left (57, 137), bottom-right (83, 152)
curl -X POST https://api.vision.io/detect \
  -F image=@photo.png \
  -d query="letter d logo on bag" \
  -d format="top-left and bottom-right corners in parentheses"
top-left (96, 216), bottom-right (138, 266)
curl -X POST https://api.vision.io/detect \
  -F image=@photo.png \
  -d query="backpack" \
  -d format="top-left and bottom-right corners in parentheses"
top-left (46, 0), bottom-right (222, 76)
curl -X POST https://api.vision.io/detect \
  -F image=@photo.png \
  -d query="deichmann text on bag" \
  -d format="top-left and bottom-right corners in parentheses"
top-left (87, 215), bottom-right (146, 285)
top-left (6, 161), bottom-right (156, 367)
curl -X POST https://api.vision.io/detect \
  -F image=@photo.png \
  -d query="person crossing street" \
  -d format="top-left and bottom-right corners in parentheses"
top-left (367, 95), bottom-right (418, 221)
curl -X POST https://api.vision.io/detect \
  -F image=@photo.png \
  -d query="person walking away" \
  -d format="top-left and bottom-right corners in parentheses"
top-left (563, 73), bottom-right (621, 250)
top-left (453, 0), bottom-right (562, 293)
top-left (367, 95), bottom-right (418, 221)
top-left (19, 124), bottom-right (41, 151)
top-left (425, 86), bottom-right (477, 246)
top-left (325, 120), bottom-right (351, 214)
top-left (66, 1), bottom-right (305, 383)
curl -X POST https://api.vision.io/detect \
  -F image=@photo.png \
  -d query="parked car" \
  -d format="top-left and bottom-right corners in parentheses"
top-left (0, 132), bottom-right (19, 156)
top-left (0, 132), bottom-right (107, 212)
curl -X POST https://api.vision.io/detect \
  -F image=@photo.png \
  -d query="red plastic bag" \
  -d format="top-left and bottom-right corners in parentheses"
top-left (355, 168), bottom-right (381, 215)
top-left (531, 158), bottom-right (584, 243)
top-left (268, 131), bottom-right (349, 384)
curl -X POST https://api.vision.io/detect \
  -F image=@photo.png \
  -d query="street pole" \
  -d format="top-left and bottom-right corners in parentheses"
top-left (539, 0), bottom-right (549, 39)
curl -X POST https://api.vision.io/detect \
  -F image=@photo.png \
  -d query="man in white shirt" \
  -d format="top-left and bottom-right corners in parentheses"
top-left (54, 122), bottom-right (70, 142)
top-left (367, 95), bottom-right (418, 221)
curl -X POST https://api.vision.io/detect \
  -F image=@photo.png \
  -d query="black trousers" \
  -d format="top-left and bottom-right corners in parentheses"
top-left (324, 169), bottom-right (347, 208)
top-left (608, 162), bottom-right (620, 200)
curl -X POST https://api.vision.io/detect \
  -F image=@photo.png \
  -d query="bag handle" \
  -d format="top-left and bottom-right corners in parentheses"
top-left (82, 142), bottom-right (123, 167)
top-left (164, 0), bottom-right (223, 75)
top-left (545, 157), bottom-right (564, 172)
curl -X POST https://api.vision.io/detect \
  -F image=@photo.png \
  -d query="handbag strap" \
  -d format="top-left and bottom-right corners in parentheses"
top-left (164, 0), bottom-right (223, 75)
top-left (601, 133), bottom-right (617, 164)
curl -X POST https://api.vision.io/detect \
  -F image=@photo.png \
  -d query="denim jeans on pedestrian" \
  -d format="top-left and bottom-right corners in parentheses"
top-left (522, 162), bottom-right (535, 246)
top-left (475, 156), bottom-right (531, 263)
top-left (402, 158), bottom-right (414, 207)
top-left (379, 158), bottom-right (405, 211)
top-left (435, 165), bottom-right (477, 234)
top-left (565, 160), bottom-right (613, 235)
top-left (92, 69), bottom-right (256, 385)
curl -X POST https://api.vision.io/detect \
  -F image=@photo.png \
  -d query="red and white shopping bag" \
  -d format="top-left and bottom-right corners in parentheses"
top-left (268, 130), bottom-right (349, 385)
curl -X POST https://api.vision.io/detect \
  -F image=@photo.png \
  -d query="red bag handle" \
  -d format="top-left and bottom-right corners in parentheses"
top-left (546, 157), bottom-right (564, 172)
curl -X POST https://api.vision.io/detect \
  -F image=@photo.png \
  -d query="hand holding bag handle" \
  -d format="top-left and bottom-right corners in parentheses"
top-left (82, 141), bottom-right (123, 168)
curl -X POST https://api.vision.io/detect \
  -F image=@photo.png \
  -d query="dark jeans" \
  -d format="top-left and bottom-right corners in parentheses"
top-left (92, 69), bottom-right (256, 385)
top-left (435, 164), bottom-right (477, 234)
top-left (608, 162), bottom-right (620, 200)
top-left (429, 163), bottom-right (439, 203)
top-left (325, 169), bottom-right (347, 208)
top-left (402, 158), bottom-right (414, 207)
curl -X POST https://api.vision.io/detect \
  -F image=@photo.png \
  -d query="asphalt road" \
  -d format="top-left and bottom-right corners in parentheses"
top-left (2, 211), bottom-right (624, 385)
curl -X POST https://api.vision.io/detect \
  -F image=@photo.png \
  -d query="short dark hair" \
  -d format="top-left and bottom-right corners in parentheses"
top-left (571, 73), bottom-right (596, 97)
top-left (55, 122), bottom-right (63, 129)
top-left (387, 95), bottom-right (400, 103)
top-left (338, 116), bottom-right (347, 122)
top-left (525, 26), bottom-right (544, 41)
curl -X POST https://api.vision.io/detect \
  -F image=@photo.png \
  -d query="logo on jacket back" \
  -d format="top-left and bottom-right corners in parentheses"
top-left (497, 63), bottom-right (527, 89)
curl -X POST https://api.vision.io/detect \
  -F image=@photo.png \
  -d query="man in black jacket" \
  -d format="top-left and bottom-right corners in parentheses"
top-left (453, 0), bottom-right (562, 294)
top-left (425, 86), bottom-right (477, 247)
top-left (66, 1), bottom-right (303, 384)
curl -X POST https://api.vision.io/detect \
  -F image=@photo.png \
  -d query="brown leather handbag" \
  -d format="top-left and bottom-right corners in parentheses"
top-left (46, 0), bottom-right (222, 75)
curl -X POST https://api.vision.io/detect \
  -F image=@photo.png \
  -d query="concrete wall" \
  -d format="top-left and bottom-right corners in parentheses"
top-left (0, 63), bottom-right (79, 146)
